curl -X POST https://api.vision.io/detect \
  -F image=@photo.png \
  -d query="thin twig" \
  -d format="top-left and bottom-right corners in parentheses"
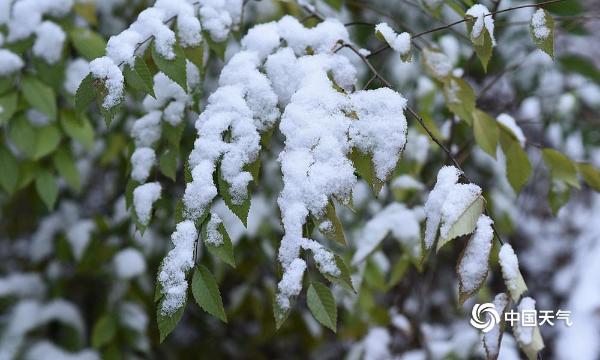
top-left (368, 0), bottom-right (565, 59)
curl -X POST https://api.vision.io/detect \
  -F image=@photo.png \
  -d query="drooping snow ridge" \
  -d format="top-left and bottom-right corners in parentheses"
top-left (352, 203), bottom-right (424, 265)
top-left (89, 57), bottom-right (125, 109)
top-left (198, 0), bottom-right (242, 42)
top-left (276, 258), bottom-right (307, 310)
top-left (133, 182), bottom-right (162, 226)
top-left (531, 9), bottom-right (550, 40)
top-left (131, 147), bottom-right (156, 183)
top-left (174, 16), bottom-right (408, 310)
top-left (32, 21), bottom-right (66, 64)
top-left (458, 214), bottom-right (493, 295)
top-left (205, 214), bottom-right (224, 246)
top-left (515, 297), bottom-right (536, 344)
top-left (0, 49), bottom-right (24, 76)
top-left (65, 59), bottom-right (90, 95)
top-left (375, 22), bottom-right (411, 57)
top-left (466, 4), bottom-right (496, 46)
top-left (114, 248), bottom-right (147, 279)
top-left (424, 166), bottom-right (461, 249)
top-left (158, 220), bottom-right (197, 315)
top-left (25, 341), bottom-right (99, 360)
top-left (185, 47), bottom-right (279, 219)
top-left (483, 292), bottom-right (509, 359)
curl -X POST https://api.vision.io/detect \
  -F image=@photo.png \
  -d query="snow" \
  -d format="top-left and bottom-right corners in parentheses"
top-left (391, 175), bottom-right (424, 190)
top-left (6, 0), bottom-right (73, 42)
top-left (64, 59), bottom-right (90, 95)
top-left (33, 21), bottom-right (66, 64)
top-left (0, 299), bottom-right (85, 360)
top-left (66, 220), bottom-right (95, 260)
top-left (424, 166), bottom-right (461, 249)
top-left (499, 243), bottom-right (528, 300)
top-left (276, 258), bottom-right (306, 310)
top-left (375, 22), bottom-right (411, 57)
top-left (483, 293), bottom-right (509, 359)
top-left (349, 88), bottom-right (408, 180)
top-left (89, 57), bottom-right (124, 109)
top-left (131, 147), bottom-right (156, 183)
top-left (25, 341), bottom-right (99, 360)
top-left (158, 220), bottom-right (197, 315)
top-left (422, 47), bottom-right (453, 79)
top-left (457, 215), bottom-right (493, 294)
top-left (205, 213), bottom-right (224, 246)
top-left (352, 203), bottom-right (423, 265)
top-left (362, 327), bottom-right (392, 360)
top-left (515, 297), bottom-right (536, 344)
top-left (439, 183), bottom-right (481, 239)
top-left (497, 114), bottom-right (526, 147)
top-left (142, 70), bottom-right (196, 125)
top-left (0, 273), bottom-right (46, 298)
top-left (531, 9), bottom-right (550, 40)
top-left (131, 111), bottom-right (162, 148)
top-left (466, 4), bottom-right (496, 46)
top-left (133, 182), bottom-right (161, 226)
top-left (155, 0), bottom-right (202, 47)
top-left (0, 49), bottom-right (24, 76)
top-left (114, 247), bottom-right (147, 279)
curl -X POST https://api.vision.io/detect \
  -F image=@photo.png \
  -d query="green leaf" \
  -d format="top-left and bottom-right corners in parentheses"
top-left (217, 172), bottom-right (251, 226)
top-left (544, 0), bottom-right (582, 16)
top-left (159, 148), bottom-right (178, 181)
top-left (21, 76), bottom-right (57, 119)
top-left (34, 125), bottom-right (61, 159)
top-left (324, 0), bottom-right (343, 10)
top-left (152, 43), bottom-right (188, 92)
top-left (443, 77), bottom-right (476, 125)
top-left (0, 148), bottom-right (19, 195)
top-left (9, 116), bottom-right (61, 159)
top-left (437, 195), bottom-right (485, 251)
top-left (422, 47), bottom-right (452, 81)
top-left (559, 55), bottom-right (600, 84)
top-left (162, 121), bottom-right (185, 150)
top-left (472, 109), bottom-right (499, 158)
top-left (69, 28), bottom-right (106, 60)
top-left (206, 36), bottom-right (227, 61)
top-left (183, 45), bottom-right (204, 74)
top-left (466, 17), bottom-right (494, 71)
top-left (0, 77), bottom-right (14, 95)
top-left (542, 148), bottom-right (579, 188)
top-left (35, 169), bottom-right (58, 210)
top-left (191, 265), bottom-right (227, 322)
top-left (17, 161), bottom-right (38, 190)
top-left (577, 163), bottom-right (600, 191)
top-left (53, 148), bottom-right (81, 192)
top-left (349, 148), bottom-right (384, 196)
top-left (124, 57), bottom-right (155, 97)
top-left (73, 2), bottom-right (98, 25)
top-left (529, 9), bottom-right (554, 59)
top-left (322, 255), bottom-right (355, 292)
top-left (548, 180), bottom-right (571, 215)
top-left (91, 314), bottom-right (117, 348)
top-left (32, 57), bottom-right (65, 90)
top-left (315, 200), bottom-right (347, 246)
top-left (273, 295), bottom-right (292, 330)
top-left (157, 299), bottom-right (186, 343)
top-left (0, 92), bottom-right (18, 125)
top-left (388, 253), bottom-right (411, 288)
top-left (204, 216), bottom-right (236, 267)
top-left (75, 73), bottom-right (97, 114)
top-left (60, 110), bottom-right (95, 150)
top-left (306, 282), bottom-right (337, 332)
top-left (499, 129), bottom-right (532, 193)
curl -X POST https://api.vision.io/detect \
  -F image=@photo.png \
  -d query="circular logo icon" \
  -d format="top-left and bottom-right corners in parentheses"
top-left (470, 303), bottom-right (500, 333)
